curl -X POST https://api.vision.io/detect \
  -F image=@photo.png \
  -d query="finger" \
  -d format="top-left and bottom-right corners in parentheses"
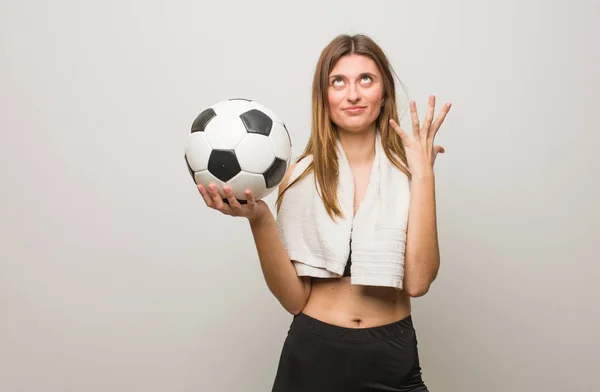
top-left (409, 101), bottom-right (420, 137)
top-left (223, 186), bottom-right (242, 213)
top-left (389, 119), bottom-right (409, 142)
top-left (431, 102), bottom-right (452, 138)
top-left (208, 184), bottom-right (230, 213)
top-left (245, 190), bottom-right (258, 210)
top-left (197, 184), bottom-right (213, 207)
top-left (246, 189), bottom-right (256, 205)
top-left (423, 95), bottom-right (436, 137)
top-left (433, 145), bottom-right (445, 162)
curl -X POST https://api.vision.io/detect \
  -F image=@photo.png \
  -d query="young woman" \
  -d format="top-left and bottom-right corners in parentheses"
top-left (197, 34), bottom-right (451, 392)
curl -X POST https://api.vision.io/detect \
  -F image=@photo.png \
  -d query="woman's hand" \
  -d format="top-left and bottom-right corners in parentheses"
top-left (389, 95), bottom-right (451, 177)
top-left (197, 184), bottom-right (271, 223)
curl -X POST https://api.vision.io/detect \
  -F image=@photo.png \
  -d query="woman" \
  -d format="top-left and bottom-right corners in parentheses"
top-left (197, 34), bottom-right (451, 392)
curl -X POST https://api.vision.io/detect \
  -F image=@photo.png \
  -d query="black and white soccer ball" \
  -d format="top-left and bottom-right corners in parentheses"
top-left (184, 98), bottom-right (292, 203)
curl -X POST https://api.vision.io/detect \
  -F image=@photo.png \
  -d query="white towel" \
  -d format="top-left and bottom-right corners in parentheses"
top-left (276, 131), bottom-right (411, 289)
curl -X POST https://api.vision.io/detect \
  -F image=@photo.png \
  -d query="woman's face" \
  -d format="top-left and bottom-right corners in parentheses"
top-left (327, 54), bottom-right (384, 134)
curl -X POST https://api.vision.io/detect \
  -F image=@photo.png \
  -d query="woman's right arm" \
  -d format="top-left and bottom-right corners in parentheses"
top-left (247, 163), bottom-right (311, 315)
top-left (197, 163), bottom-right (311, 315)
top-left (248, 210), bottom-right (311, 315)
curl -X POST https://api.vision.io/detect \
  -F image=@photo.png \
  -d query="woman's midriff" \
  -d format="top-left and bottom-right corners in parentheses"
top-left (300, 277), bottom-right (412, 328)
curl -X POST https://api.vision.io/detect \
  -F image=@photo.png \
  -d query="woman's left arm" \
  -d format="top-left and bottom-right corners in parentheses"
top-left (390, 95), bottom-right (452, 297)
top-left (403, 171), bottom-right (439, 297)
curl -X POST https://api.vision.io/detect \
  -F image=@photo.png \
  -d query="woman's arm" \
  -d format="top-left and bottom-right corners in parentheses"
top-left (198, 165), bottom-right (310, 315)
top-left (402, 170), bottom-right (440, 297)
top-left (249, 213), bottom-right (311, 315)
top-left (248, 163), bottom-right (311, 315)
top-left (389, 95), bottom-right (452, 297)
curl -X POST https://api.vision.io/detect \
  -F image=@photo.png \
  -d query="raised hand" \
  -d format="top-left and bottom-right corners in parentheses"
top-left (389, 95), bottom-right (451, 176)
top-left (197, 184), bottom-right (270, 223)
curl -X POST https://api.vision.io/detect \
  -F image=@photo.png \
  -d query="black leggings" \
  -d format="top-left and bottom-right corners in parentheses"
top-left (271, 312), bottom-right (429, 392)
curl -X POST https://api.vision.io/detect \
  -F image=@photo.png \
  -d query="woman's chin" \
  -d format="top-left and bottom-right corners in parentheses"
top-left (336, 120), bottom-right (376, 134)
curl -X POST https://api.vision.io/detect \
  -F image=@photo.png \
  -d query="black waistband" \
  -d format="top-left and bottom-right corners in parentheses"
top-left (292, 312), bottom-right (415, 343)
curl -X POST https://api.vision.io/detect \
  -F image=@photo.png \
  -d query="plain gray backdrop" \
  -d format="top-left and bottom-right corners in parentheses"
top-left (1, 0), bottom-right (598, 391)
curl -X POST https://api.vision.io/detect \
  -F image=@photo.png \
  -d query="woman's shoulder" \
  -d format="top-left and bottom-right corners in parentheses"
top-left (277, 162), bottom-right (299, 196)
top-left (277, 155), bottom-right (313, 196)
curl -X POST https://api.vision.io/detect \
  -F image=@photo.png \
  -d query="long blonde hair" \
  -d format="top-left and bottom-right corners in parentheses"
top-left (276, 34), bottom-right (411, 221)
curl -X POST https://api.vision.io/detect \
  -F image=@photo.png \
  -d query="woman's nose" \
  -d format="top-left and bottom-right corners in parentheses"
top-left (347, 86), bottom-right (360, 102)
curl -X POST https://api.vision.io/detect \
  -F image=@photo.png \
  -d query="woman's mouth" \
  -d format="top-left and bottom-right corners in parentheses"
top-left (343, 106), bottom-right (367, 115)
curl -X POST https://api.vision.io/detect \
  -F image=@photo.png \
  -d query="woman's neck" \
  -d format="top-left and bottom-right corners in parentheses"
top-left (337, 127), bottom-right (376, 166)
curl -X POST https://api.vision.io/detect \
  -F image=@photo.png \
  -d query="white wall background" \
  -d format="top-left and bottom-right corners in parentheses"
top-left (1, 0), bottom-right (598, 391)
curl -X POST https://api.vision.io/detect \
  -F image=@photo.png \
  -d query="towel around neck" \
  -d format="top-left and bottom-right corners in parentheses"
top-left (276, 131), bottom-right (411, 289)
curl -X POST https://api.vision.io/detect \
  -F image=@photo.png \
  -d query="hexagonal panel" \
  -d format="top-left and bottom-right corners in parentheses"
top-left (226, 171), bottom-right (267, 201)
top-left (194, 170), bottom-right (226, 198)
top-left (240, 109), bottom-right (273, 136)
top-left (203, 114), bottom-right (247, 150)
top-left (184, 131), bottom-right (212, 172)
top-left (263, 158), bottom-right (287, 188)
top-left (269, 122), bottom-right (292, 161)
top-left (207, 149), bottom-right (241, 182)
top-left (235, 134), bottom-right (276, 174)
top-left (212, 99), bottom-right (254, 117)
top-left (191, 108), bottom-right (216, 133)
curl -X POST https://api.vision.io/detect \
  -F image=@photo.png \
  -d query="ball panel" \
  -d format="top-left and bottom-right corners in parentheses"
top-left (269, 122), bottom-right (292, 161)
top-left (263, 157), bottom-right (288, 189)
top-left (211, 99), bottom-right (255, 117)
top-left (207, 149), bottom-right (241, 182)
top-left (240, 109), bottom-right (273, 136)
top-left (258, 186), bottom-right (278, 200)
top-left (194, 170), bottom-right (226, 197)
top-left (185, 155), bottom-right (196, 183)
top-left (191, 108), bottom-right (216, 133)
top-left (203, 114), bottom-right (247, 150)
top-left (235, 134), bottom-right (276, 174)
top-left (185, 132), bottom-right (212, 172)
top-left (226, 171), bottom-right (267, 200)
top-left (283, 123), bottom-right (291, 143)
top-left (247, 101), bottom-right (283, 124)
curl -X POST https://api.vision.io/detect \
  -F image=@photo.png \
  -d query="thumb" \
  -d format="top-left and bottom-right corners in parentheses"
top-left (433, 145), bottom-right (445, 160)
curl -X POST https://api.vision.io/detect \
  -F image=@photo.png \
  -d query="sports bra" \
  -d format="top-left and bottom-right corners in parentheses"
top-left (342, 239), bottom-right (352, 277)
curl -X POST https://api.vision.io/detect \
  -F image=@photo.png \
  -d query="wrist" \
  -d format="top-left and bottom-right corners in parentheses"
top-left (410, 167), bottom-right (435, 180)
top-left (248, 209), bottom-right (272, 226)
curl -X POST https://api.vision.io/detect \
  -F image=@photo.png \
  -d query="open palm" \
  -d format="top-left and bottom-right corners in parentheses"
top-left (389, 95), bottom-right (451, 176)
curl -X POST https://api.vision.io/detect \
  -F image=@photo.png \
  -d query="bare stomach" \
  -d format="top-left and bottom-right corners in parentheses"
top-left (301, 277), bottom-right (412, 328)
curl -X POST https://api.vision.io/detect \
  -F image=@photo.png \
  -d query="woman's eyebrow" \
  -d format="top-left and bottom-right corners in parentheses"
top-left (328, 72), bottom-right (377, 79)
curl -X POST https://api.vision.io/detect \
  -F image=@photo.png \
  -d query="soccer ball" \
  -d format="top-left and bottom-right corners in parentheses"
top-left (184, 98), bottom-right (292, 203)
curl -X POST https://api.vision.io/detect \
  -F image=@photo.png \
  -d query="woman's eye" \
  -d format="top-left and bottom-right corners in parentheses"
top-left (333, 78), bottom-right (344, 87)
top-left (361, 75), bottom-right (372, 83)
